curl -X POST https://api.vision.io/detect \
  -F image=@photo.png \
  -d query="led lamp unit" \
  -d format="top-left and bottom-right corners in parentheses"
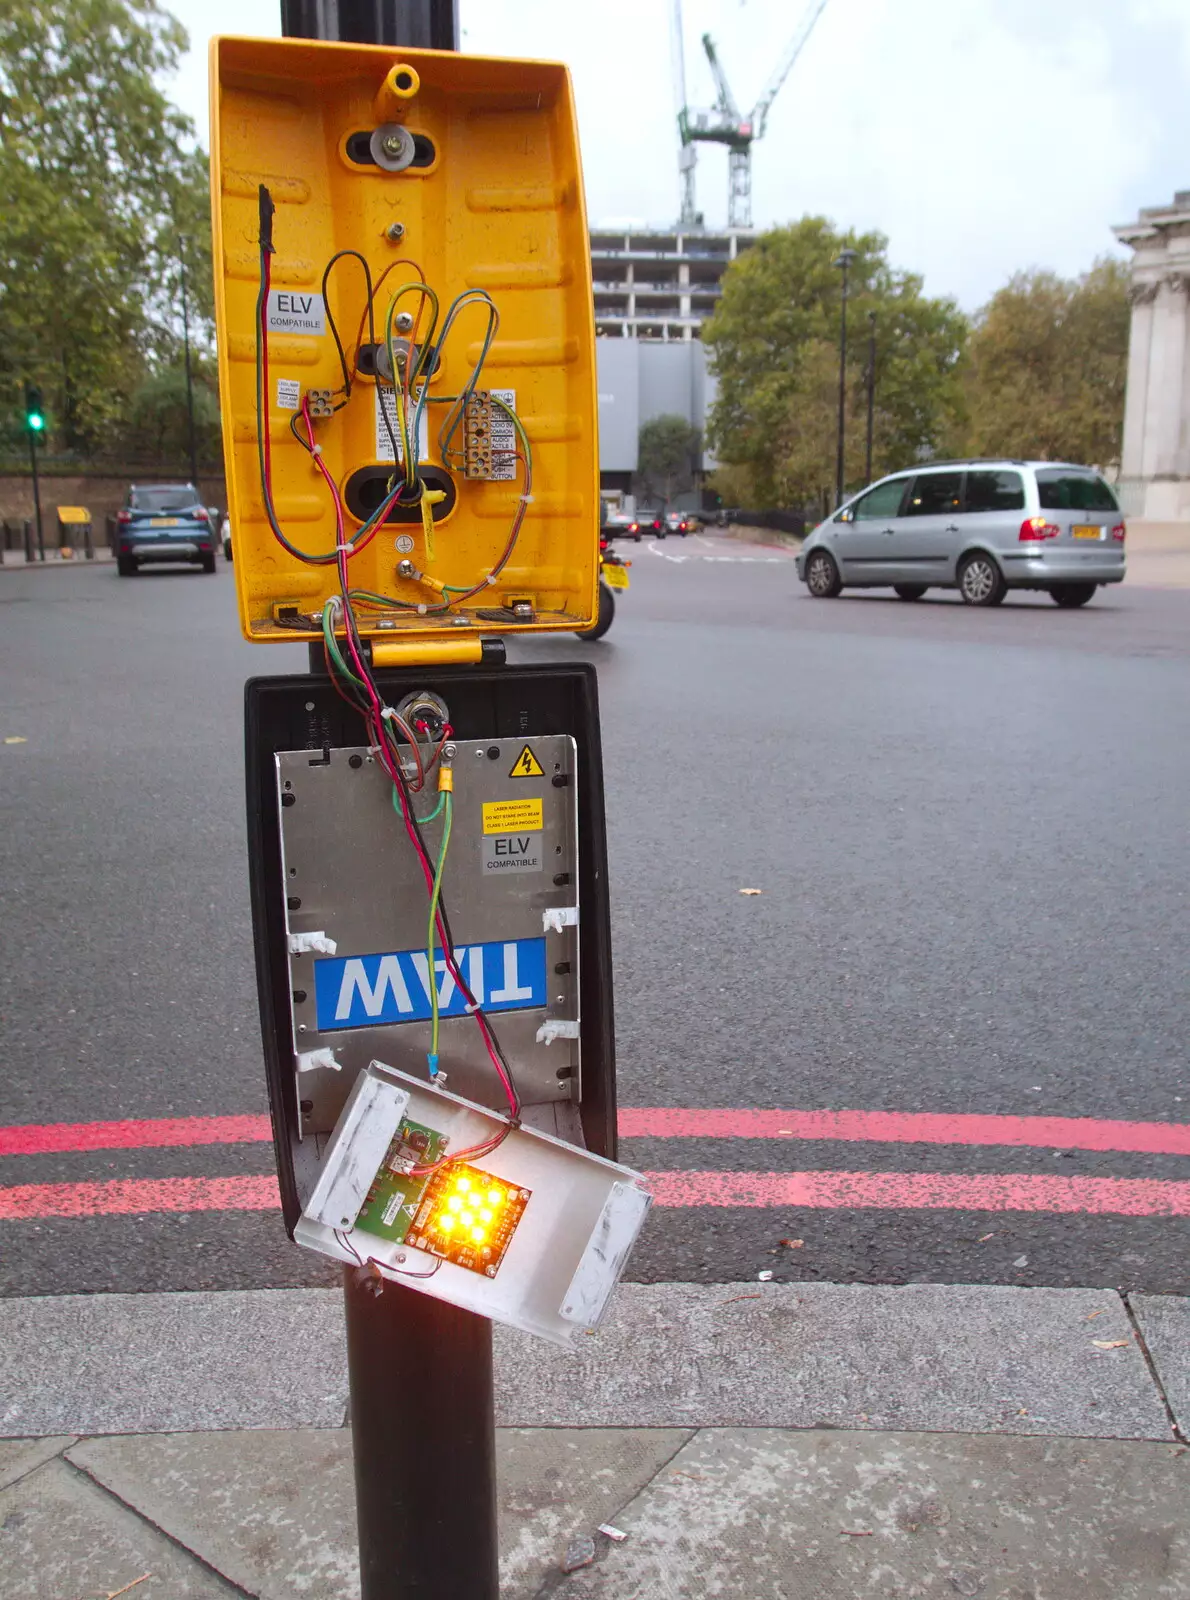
top-left (296, 1062), bottom-right (651, 1345)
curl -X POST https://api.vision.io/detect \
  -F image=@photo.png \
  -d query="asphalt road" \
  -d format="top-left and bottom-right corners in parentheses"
top-left (2, 536), bottom-right (1188, 1296)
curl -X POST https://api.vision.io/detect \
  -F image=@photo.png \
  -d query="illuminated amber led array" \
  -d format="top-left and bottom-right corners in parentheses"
top-left (405, 1162), bottom-right (530, 1277)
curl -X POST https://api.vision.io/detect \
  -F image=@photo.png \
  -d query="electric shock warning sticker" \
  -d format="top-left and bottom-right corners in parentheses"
top-left (509, 744), bottom-right (545, 779)
top-left (482, 798), bottom-right (543, 835)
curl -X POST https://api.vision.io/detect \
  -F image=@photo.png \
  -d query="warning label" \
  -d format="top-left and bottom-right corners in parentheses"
top-left (509, 744), bottom-right (545, 780)
top-left (482, 797), bottom-right (543, 836)
top-left (266, 290), bottom-right (326, 336)
top-left (481, 833), bottom-right (543, 876)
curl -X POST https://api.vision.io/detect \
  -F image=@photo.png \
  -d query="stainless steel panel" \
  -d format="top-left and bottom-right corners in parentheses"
top-left (277, 736), bottom-right (580, 1135)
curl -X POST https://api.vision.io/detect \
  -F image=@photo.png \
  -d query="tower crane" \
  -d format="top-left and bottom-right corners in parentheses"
top-left (673, 0), bottom-right (830, 231)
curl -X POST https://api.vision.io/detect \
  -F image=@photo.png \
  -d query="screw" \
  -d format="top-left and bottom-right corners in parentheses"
top-left (386, 221), bottom-right (406, 242)
top-left (553, 872), bottom-right (570, 886)
top-left (287, 896), bottom-right (302, 910)
top-left (395, 311), bottom-right (414, 333)
top-left (552, 773), bottom-right (570, 788)
top-left (443, 743), bottom-right (456, 759)
top-left (293, 989), bottom-right (307, 1003)
top-left (300, 1099), bottom-right (313, 1113)
top-left (382, 133), bottom-right (403, 156)
top-left (348, 753), bottom-right (363, 769)
top-left (487, 746), bottom-right (500, 760)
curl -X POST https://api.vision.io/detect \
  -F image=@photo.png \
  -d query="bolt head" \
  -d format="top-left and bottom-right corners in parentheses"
top-left (386, 221), bottom-right (406, 242)
top-left (382, 133), bottom-right (403, 155)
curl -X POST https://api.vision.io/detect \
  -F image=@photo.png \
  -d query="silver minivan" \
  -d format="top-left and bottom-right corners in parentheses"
top-left (797, 460), bottom-right (1126, 607)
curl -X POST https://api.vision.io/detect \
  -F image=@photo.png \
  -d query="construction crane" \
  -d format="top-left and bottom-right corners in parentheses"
top-left (673, 0), bottom-right (830, 231)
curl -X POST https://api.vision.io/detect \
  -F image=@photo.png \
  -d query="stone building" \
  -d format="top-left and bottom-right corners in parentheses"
top-left (1113, 192), bottom-right (1190, 522)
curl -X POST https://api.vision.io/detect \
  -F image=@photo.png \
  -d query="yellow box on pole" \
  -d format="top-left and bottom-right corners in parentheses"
top-left (209, 36), bottom-right (599, 645)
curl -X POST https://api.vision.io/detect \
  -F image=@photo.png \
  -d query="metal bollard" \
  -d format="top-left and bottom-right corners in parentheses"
top-left (23, 518), bottom-right (34, 562)
top-left (83, 520), bottom-right (94, 560)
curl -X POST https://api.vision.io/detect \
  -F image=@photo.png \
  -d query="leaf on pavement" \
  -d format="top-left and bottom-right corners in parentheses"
top-left (738, 887), bottom-right (763, 895)
top-left (1092, 1339), bottom-right (1129, 1350)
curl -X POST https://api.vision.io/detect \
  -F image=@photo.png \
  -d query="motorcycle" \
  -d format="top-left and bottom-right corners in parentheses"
top-left (574, 535), bottom-right (630, 640)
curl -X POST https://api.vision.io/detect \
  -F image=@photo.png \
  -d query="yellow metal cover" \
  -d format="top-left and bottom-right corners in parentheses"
top-left (209, 36), bottom-right (598, 644)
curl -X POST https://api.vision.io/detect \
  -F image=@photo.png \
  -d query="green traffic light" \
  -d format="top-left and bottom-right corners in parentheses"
top-left (27, 415), bottom-right (44, 433)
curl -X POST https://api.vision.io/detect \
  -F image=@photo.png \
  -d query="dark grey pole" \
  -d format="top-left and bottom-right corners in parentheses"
top-left (179, 243), bottom-right (201, 494)
top-left (274, 7), bottom-right (496, 1598)
top-left (28, 428), bottom-right (44, 561)
top-left (833, 248), bottom-right (856, 508)
top-left (865, 311), bottom-right (876, 487)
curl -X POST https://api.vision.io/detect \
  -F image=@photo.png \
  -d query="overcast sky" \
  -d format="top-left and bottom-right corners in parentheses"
top-left (167, 0), bottom-right (1190, 309)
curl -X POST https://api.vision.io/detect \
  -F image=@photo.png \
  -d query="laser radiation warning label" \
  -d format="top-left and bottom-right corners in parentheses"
top-left (482, 797), bottom-right (544, 835)
top-left (509, 744), bottom-right (545, 779)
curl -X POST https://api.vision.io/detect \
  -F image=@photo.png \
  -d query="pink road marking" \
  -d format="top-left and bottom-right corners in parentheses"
top-left (620, 1107), bottom-right (1190, 1157)
top-left (0, 1175), bottom-right (280, 1220)
top-left (3, 1169), bottom-right (1190, 1221)
top-left (0, 1114), bottom-right (273, 1159)
top-left (4, 1108), bottom-right (1190, 1160)
top-left (645, 1170), bottom-right (1190, 1216)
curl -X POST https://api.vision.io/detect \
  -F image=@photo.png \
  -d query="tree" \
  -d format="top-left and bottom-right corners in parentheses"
top-left (0, 0), bottom-right (213, 452)
top-left (637, 414), bottom-right (700, 505)
top-left (126, 361), bottom-right (222, 464)
top-left (702, 218), bottom-right (968, 508)
top-left (960, 260), bottom-right (1129, 467)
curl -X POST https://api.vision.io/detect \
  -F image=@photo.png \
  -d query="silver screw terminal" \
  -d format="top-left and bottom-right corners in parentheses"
top-left (382, 133), bottom-right (403, 156)
top-left (396, 558), bottom-right (419, 579)
top-left (394, 311), bottom-right (414, 333)
top-left (386, 220), bottom-right (406, 242)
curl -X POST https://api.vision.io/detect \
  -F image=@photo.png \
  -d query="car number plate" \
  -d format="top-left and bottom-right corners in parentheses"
top-left (1072, 525), bottom-right (1102, 540)
top-left (150, 517), bottom-right (180, 528)
top-left (603, 564), bottom-right (630, 590)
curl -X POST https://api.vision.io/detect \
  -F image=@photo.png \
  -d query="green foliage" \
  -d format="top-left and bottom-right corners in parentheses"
top-left (129, 362), bottom-right (221, 462)
top-left (703, 218), bottom-right (968, 507)
top-left (960, 259), bottom-right (1129, 467)
top-left (637, 413), bottom-right (701, 503)
top-left (0, 0), bottom-right (214, 453)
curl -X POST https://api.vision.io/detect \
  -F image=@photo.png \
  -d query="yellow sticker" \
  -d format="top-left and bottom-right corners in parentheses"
top-left (508, 743), bottom-right (545, 780)
top-left (483, 797), bottom-right (544, 835)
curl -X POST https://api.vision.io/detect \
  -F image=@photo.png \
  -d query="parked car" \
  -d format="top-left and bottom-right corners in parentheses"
top-left (797, 461), bottom-right (1126, 607)
top-left (115, 484), bottom-right (217, 576)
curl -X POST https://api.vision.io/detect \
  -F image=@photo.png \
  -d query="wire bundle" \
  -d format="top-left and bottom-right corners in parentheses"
top-left (254, 185), bottom-right (528, 1171)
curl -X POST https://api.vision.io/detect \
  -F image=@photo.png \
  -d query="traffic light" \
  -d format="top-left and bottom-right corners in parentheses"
top-left (23, 384), bottom-right (44, 434)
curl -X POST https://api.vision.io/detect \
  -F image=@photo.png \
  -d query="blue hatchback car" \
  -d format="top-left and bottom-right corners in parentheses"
top-left (116, 484), bottom-right (217, 576)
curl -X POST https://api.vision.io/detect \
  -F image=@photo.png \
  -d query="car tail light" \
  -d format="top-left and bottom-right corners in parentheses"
top-left (629, 523), bottom-right (638, 532)
top-left (117, 509), bottom-right (132, 524)
top-left (194, 508), bottom-right (209, 523)
top-left (1019, 516), bottom-right (1059, 541)
top-left (1111, 522), bottom-right (1126, 542)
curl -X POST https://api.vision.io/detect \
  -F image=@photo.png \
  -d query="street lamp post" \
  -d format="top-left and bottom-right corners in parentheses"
top-left (864, 310), bottom-right (876, 486)
top-left (178, 239), bottom-right (200, 493)
top-left (832, 249), bottom-right (857, 507)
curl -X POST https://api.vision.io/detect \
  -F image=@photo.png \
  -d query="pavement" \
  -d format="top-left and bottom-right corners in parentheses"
top-left (2, 1281), bottom-right (1189, 1598)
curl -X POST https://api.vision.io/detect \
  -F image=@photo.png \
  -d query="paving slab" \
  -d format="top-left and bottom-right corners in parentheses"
top-left (495, 1282), bottom-right (1169, 1439)
top-left (0, 1457), bottom-right (241, 1599)
top-left (1, 1284), bottom-right (1170, 1439)
top-left (554, 1427), bottom-right (1190, 1599)
top-left (68, 1426), bottom-right (693, 1600)
top-left (0, 1438), bottom-right (73, 1492)
top-left (0, 1290), bottom-right (345, 1436)
top-left (1131, 1295), bottom-right (1190, 1436)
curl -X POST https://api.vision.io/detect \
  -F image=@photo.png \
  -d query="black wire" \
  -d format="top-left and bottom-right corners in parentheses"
top-left (321, 250), bottom-right (373, 397)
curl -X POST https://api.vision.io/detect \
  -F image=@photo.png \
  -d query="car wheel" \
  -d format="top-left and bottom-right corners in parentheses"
top-left (633, 534), bottom-right (641, 543)
top-left (1049, 583), bottom-right (1096, 608)
top-left (804, 549), bottom-right (842, 598)
top-left (894, 584), bottom-right (928, 601)
top-left (957, 552), bottom-right (1006, 607)
top-left (201, 552), bottom-right (217, 574)
top-left (116, 556), bottom-right (137, 577)
top-left (574, 581), bottom-right (614, 641)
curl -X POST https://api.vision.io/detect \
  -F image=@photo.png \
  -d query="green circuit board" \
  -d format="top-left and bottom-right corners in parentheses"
top-left (354, 1119), bottom-right (449, 1245)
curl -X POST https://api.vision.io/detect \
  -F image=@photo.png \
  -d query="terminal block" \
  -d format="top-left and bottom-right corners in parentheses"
top-left (464, 391), bottom-right (494, 479)
top-left (306, 388), bottom-right (335, 419)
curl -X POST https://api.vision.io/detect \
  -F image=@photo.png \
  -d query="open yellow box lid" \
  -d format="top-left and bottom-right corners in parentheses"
top-left (210, 36), bottom-right (599, 645)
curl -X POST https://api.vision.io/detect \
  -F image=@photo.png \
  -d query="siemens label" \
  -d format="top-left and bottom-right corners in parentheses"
top-left (313, 937), bottom-right (547, 1032)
